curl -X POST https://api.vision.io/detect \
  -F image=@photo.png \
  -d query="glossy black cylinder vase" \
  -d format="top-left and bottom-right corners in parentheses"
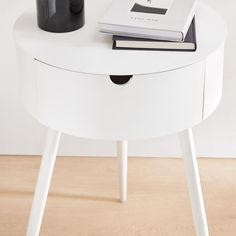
top-left (36, 0), bottom-right (84, 33)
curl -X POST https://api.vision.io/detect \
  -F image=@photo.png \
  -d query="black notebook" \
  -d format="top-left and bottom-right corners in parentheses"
top-left (112, 17), bottom-right (197, 51)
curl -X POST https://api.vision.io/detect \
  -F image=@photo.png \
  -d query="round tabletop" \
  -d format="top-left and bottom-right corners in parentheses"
top-left (14, 0), bottom-right (227, 76)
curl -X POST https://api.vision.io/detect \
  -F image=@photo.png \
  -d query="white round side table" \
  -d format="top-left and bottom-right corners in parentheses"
top-left (14, 0), bottom-right (226, 235)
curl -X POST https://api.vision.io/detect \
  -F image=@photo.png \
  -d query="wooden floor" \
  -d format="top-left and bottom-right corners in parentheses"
top-left (0, 156), bottom-right (236, 236)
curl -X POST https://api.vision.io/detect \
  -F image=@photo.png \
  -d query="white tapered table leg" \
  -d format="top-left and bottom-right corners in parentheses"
top-left (26, 129), bottom-right (61, 236)
top-left (117, 140), bottom-right (128, 203)
top-left (179, 128), bottom-right (209, 236)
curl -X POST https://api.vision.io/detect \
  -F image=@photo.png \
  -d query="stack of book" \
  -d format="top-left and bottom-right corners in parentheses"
top-left (99, 0), bottom-right (197, 51)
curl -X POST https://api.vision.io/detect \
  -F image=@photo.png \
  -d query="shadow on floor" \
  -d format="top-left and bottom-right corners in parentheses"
top-left (0, 189), bottom-right (120, 203)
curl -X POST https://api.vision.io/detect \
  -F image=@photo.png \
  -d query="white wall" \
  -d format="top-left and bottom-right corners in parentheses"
top-left (0, 0), bottom-right (236, 157)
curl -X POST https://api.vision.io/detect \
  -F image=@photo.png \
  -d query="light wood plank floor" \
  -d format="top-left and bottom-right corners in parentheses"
top-left (0, 156), bottom-right (236, 236)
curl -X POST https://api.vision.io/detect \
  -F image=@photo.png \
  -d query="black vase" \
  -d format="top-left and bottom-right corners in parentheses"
top-left (36, 0), bottom-right (85, 33)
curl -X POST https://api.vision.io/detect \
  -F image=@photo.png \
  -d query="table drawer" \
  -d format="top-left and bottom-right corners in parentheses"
top-left (27, 60), bottom-right (206, 140)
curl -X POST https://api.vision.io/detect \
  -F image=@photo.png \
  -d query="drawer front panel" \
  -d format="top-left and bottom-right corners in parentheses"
top-left (34, 60), bottom-right (205, 140)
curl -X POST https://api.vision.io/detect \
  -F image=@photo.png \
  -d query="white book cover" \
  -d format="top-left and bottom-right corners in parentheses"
top-left (99, 0), bottom-right (197, 41)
